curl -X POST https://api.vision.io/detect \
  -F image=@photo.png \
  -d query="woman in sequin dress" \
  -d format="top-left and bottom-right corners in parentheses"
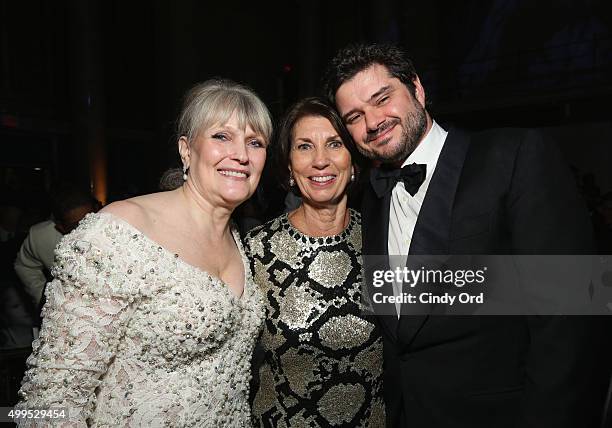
top-left (246, 98), bottom-right (385, 427)
top-left (16, 79), bottom-right (272, 427)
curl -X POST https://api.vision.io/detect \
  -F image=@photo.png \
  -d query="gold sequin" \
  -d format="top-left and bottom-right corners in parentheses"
top-left (279, 347), bottom-right (316, 396)
top-left (261, 324), bottom-right (286, 351)
top-left (279, 282), bottom-right (321, 330)
top-left (253, 364), bottom-right (275, 416)
top-left (273, 267), bottom-right (291, 284)
top-left (354, 338), bottom-right (384, 378)
top-left (308, 250), bottom-right (353, 288)
top-left (298, 332), bottom-right (312, 342)
top-left (288, 409), bottom-right (318, 428)
top-left (318, 314), bottom-right (375, 350)
top-left (318, 383), bottom-right (365, 425)
top-left (368, 398), bottom-right (386, 427)
top-left (269, 229), bottom-right (302, 268)
top-left (347, 220), bottom-right (362, 251)
top-left (248, 229), bottom-right (266, 258)
top-left (254, 259), bottom-right (272, 294)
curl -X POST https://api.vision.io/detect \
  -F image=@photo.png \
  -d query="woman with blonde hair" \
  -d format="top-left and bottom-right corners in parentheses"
top-left (16, 79), bottom-right (272, 426)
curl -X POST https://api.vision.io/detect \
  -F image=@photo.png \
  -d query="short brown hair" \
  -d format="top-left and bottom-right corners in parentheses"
top-left (322, 43), bottom-right (418, 104)
top-left (274, 97), bottom-right (362, 196)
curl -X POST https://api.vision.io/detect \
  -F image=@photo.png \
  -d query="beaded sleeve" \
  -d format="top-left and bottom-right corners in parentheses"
top-left (15, 216), bottom-right (144, 427)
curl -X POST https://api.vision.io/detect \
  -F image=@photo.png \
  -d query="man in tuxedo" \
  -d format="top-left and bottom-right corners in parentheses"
top-left (322, 43), bottom-right (610, 428)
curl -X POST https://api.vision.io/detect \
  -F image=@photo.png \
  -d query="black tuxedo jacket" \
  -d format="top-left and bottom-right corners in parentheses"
top-left (361, 128), bottom-right (611, 428)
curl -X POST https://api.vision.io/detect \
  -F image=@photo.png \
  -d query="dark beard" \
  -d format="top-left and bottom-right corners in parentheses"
top-left (358, 102), bottom-right (428, 164)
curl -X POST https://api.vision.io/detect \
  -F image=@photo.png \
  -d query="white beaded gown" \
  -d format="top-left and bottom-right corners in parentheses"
top-left (16, 213), bottom-right (264, 427)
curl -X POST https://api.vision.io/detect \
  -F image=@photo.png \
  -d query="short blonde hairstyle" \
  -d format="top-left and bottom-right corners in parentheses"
top-left (177, 79), bottom-right (272, 145)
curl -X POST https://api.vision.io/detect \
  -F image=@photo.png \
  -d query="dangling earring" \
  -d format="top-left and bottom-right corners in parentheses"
top-left (183, 166), bottom-right (188, 181)
top-left (288, 173), bottom-right (295, 187)
top-left (350, 167), bottom-right (355, 182)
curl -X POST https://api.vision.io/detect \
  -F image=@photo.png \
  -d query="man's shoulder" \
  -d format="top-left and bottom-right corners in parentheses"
top-left (449, 126), bottom-right (519, 141)
top-left (28, 220), bottom-right (61, 239)
top-left (449, 127), bottom-right (553, 162)
top-left (452, 127), bottom-right (547, 147)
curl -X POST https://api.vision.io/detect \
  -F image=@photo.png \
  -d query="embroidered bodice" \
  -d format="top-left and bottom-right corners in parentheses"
top-left (16, 212), bottom-right (263, 427)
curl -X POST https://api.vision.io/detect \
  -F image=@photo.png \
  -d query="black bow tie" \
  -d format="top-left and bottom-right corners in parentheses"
top-left (371, 163), bottom-right (427, 198)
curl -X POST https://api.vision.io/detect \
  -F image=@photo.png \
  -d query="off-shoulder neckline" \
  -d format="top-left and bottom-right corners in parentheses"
top-left (83, 211), bottom-right (249, 301)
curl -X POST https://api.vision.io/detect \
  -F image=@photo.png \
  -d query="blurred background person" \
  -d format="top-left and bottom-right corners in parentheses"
top-left (0, 201), bottom-right (31, 349)
top-left (157, 167), bottom-right (184, 191)
top-left (0, 204), bottom-right (22, 243)
top-left (14, 182), bottom-right (99, 313)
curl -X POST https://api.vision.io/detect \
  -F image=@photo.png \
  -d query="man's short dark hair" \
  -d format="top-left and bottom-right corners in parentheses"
top-left (50, 182), bottom-right (98, 223)
top-left (322, 43), bottom-right (418, 104)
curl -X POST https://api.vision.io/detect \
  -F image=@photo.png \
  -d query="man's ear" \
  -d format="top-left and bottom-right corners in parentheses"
top-left (178, 136), bottom-right (191, 168)
top-left (413, 75), bottom-right (426, 108)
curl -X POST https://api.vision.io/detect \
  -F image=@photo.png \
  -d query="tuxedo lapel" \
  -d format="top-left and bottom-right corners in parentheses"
top-left (361, 172), bottom-right (391, 257)
top-left (409, 128), bottom-right (471, 255)
top-left (361, 169), bottom-right (398, 339)
top-left (398, 129), bottom-right (471, 344)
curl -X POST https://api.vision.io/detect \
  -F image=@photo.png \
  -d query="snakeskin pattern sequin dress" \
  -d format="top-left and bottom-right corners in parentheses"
top-left (16, 213), bottom-right (263, 427)
top-left (245, 209), bottom-right (385, 427)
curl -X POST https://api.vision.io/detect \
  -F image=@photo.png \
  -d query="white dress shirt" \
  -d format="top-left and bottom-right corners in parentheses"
top-left (388, 121), bottom-right (448, 315)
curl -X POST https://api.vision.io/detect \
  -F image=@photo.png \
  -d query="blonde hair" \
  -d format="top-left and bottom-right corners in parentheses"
top-left (177, 79), bottom-right (272, 145)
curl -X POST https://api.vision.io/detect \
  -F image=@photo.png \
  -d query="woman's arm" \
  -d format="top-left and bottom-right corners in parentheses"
top-left (15, 220), bottom-right (140, 427)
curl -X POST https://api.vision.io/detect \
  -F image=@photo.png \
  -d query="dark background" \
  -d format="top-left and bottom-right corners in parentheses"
top-left (0, 0), bottom-right (612, 416)
top-left (1, 0), bottom-right (611, 217)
